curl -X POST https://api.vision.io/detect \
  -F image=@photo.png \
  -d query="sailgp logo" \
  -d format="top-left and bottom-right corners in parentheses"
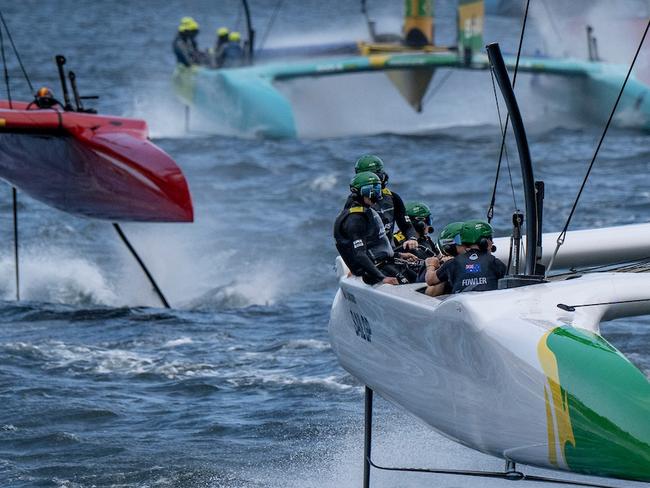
top-left (350, 311), bottom-right (371, 342)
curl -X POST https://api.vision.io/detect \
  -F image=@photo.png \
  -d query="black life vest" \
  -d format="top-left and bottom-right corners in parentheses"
top-left (373, 188), bottom-right (396, 237)
top-left (394, 231), bottom-right (438, 259)
top-left (220, 43), bottom-right (244, 67)
top-left (333, 205), bottom-right (394, 274)
top-left (443, 249), bottom-right (506, 293)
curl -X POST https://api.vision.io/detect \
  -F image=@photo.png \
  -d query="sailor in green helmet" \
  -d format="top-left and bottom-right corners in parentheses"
top-left (426, 220), bottom-right (506, 295)
top-left (423, 221), bottom-right (465, 295)
top-left (351, 154), bottom-right (418, 250)
top-left (437, 221), bottom-right (466, 258)
top-left (334, 172), bottom-right (418, 285)
top-left (394, 201), bottom-right (438, 259)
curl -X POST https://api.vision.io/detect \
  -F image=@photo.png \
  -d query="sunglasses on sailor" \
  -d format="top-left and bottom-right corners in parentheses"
top-left (360, 183), bottom-right (382, 199)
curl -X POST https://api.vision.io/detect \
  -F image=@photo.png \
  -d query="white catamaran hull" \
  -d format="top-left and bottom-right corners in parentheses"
top-left (329, 262), bottom-right (650, 482)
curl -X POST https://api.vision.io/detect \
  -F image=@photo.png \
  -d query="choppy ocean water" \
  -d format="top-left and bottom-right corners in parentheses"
top-left (0, 1), bottom-right (648, 487)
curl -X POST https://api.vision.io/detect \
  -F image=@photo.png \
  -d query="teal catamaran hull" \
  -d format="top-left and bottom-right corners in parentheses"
top-left (173, 52), bottom-right (650, 138)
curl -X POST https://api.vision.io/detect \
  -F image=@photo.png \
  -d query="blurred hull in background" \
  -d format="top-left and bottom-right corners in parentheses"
top-left (173, 51), bottom-right (650, 139)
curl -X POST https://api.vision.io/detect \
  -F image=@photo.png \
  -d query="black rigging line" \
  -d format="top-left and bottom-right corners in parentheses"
top-left (550, 255), bottom-right (650, 277)
top-left (0, 17), bottom-right (20, 301)
top-left (486, 0), bottom-right (530, 223)
top-left (257, 0), bottom-right (284, 52)
top-left (421, 69), bottom-right (454, 108)
top-left (234, 1), bottom-right (243, 35)
top-left (546, 18), bottom-right (650, 276)
top-left (0, 17), bottom-right (12, 108)
top-left (539, 0), bottom-right (567, 57)
top-left (0, 10), bottom-right (33, 93)
top-left (488, 65), bottom-right (517, 214)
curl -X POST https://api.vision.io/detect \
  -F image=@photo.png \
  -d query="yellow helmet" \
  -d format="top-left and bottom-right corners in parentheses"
top-left (229, 31), bottom-right (241, 42)
top-left (178, 16), bottom-right (194, 32)
top-left (217, 27), bottom-right (229, 36)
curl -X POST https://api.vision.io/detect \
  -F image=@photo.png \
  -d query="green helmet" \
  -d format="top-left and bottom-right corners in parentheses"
top-left (355, 154), bottom-right (387, 185)
top-left (460, 220), bottom-right (494, 245)
top-left (405, 202), bottom-right (430, 220)
top-left (406, 202), bottom-right (433, 234)
top-left (438, 221), bottom-right (464, 256)
top-left (350, 171), bottom-right (383, 202)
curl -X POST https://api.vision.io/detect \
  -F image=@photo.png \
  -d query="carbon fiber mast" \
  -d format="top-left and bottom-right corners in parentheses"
top-left (486, 42), bottom-right (545, 286)
top-left (241, 0), bottom-right (255, 64)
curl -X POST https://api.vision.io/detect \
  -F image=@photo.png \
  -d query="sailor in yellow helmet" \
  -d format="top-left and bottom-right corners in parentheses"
top-left (216, 27), bottom-right (229, 49)
top-left (173, 17), bottom-right (205, 66)
top-left (216, 31), bottom-right (245, 68)
top-left (209, 27), bottom-right (230, 67)
top-left (179, 17), bottom-right (194, 29)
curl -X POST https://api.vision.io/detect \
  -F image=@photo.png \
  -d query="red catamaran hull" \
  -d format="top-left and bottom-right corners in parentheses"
top-left (0, 101), bottom-right (193, 222)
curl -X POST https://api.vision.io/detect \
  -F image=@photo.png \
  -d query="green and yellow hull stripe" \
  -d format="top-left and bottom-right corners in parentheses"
top-left (538, 326), bottom-right (650, 481)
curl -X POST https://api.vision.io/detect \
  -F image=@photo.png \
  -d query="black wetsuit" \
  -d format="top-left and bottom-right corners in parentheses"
top-left (436, 248), bottom-right (507, 293)
top-left (374, 188), bottom-right (417, 244)
top-left (393, 232), bottom-right (438, 259)
top-left (219, 42), bottom-right (245, 68)
top-left (173, 34), bottom-right (193, 66)
top-left (394, 232), bottom-right (439, 282)
top-left (334, 199), bottom-right (414, 285)
top-left (210, 35), bottom-right (230, 67)
top-left (344, 189), bottom-right (416, 244)
top-left (173, 33), bottom-right (204, 66)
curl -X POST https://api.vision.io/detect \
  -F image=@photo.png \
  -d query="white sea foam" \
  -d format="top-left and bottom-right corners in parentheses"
top-left (128, 80), bottom-right (191, 140)
top-left (5, 340), bottom-right (221, 380)
top-left (250, 404), bottom-right (641, 488)
top-left (309, 173), bottom-right (338, 192)
top-left (163, 337), bottom-right (194, 348)
top-left (224, 366), bottom-right (354, 392)
top-left (283, 339), bottom-right (331, 351)
top-left (0, 248), bottom-right (117, 306)
top-left (107, 223), bottom-right (293, 310)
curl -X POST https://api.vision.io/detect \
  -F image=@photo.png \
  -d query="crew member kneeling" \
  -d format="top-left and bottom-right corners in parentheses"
top-left (334, 172), bottom-right (417, 285)
top-left (426, 220), bottom-right (506, 294)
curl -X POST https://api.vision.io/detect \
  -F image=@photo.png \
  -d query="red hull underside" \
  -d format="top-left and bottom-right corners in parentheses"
top-left (0, 101), bottom-right (193, 222)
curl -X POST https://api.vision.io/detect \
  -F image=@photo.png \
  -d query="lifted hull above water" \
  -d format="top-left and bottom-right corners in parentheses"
top-left (0, 101), bottom-right (193, 222)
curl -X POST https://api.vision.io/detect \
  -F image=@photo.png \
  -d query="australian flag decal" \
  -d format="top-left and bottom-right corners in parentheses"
top-left (465, 263), bottom-right (481, 273)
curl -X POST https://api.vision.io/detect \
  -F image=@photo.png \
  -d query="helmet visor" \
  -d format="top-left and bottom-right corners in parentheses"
top-left (360, 183), bottom-right (382, 201)
top-left (437, 238), bottom-right (455, 256)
